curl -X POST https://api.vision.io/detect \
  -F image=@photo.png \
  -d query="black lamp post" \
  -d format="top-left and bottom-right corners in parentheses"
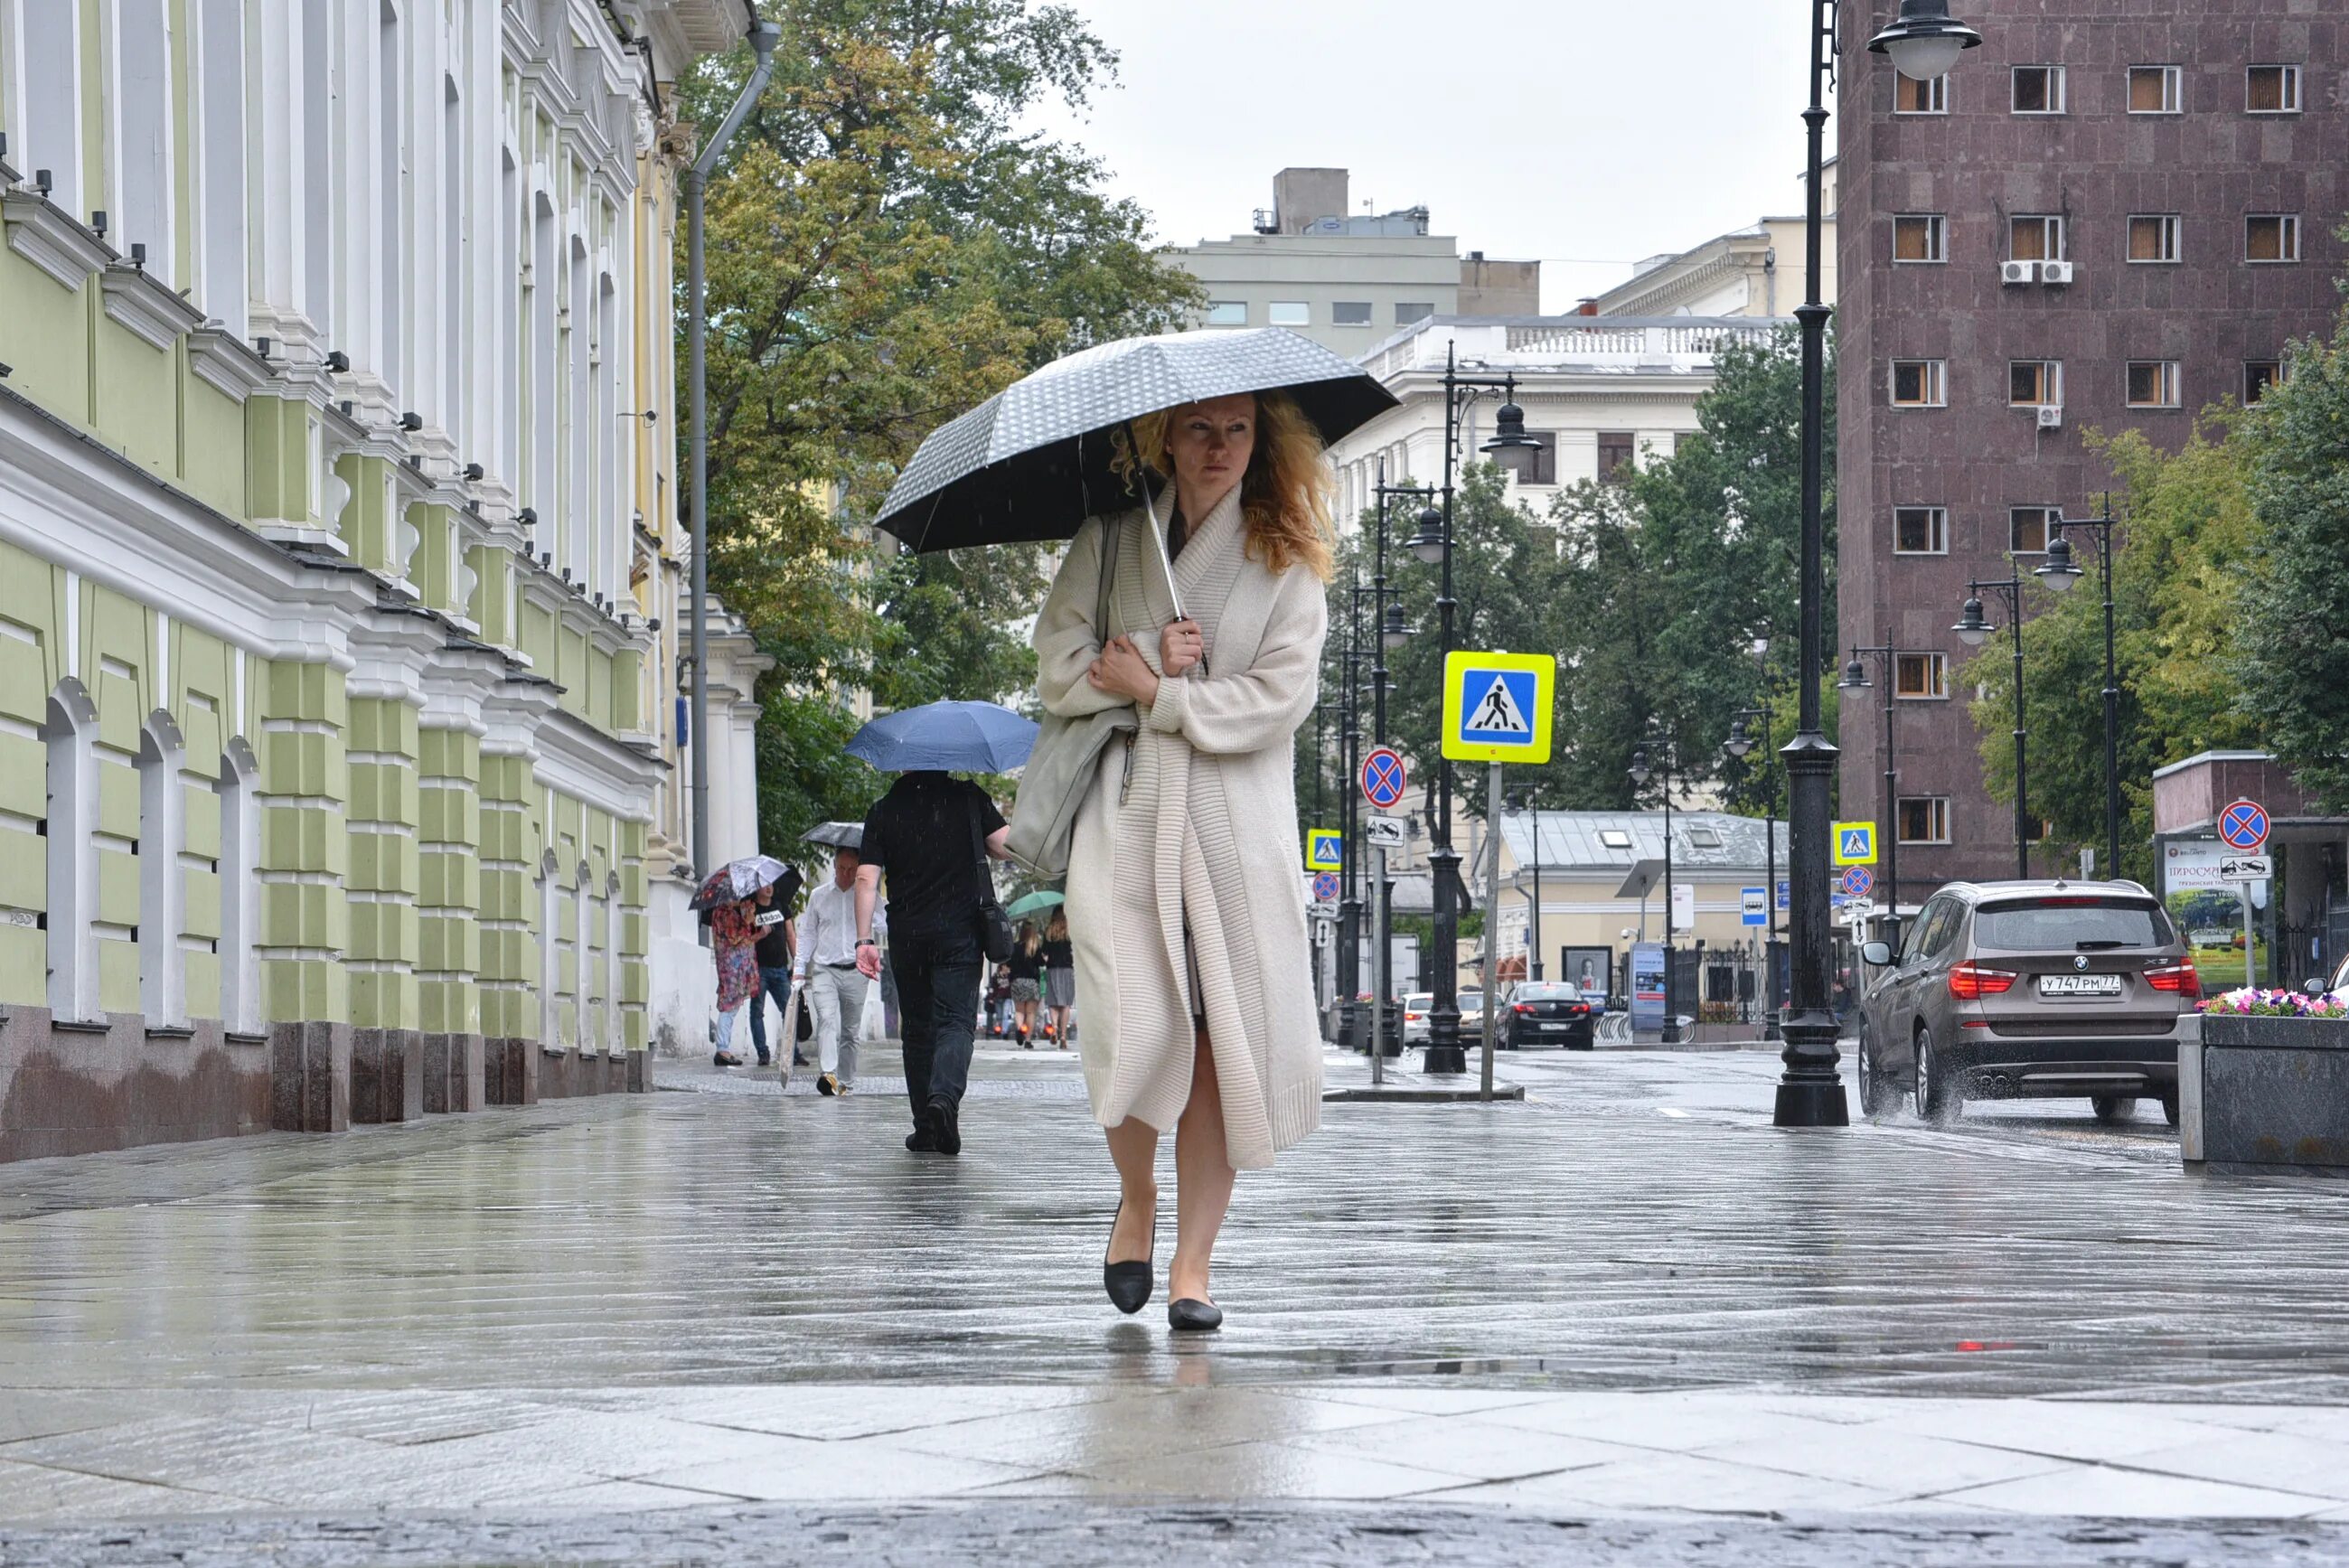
top-left (1954, 577), bottom-right (2032, 879)
top-left (1836, 645), bottom-right (1908, 944)
top-left (1335, 559), bottom-right (1367, 1017)
top-left (1407, 344), bottom-right (1540, 1075)
top-left (1367, 466), bottom-right (1426, 1032)
top-left (2036, 496), bottom-right (2122, 879)
top-left (1509, 785), bottom-right (1546, 982)
top-left (1768, 0), bottom-right (1982, 1129)
top-left (1724, 642), bottom-right (1782, 1038)
top-left (1628, 738), bottom-right (1681, 1045)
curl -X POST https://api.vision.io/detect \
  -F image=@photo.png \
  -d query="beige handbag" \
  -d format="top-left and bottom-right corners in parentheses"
top-left (1006, 512), bottom-right (1133, 880)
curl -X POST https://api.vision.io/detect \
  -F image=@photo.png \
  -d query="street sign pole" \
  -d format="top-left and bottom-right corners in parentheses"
top-left (2243, 882), bottom-right (2257, 990)
top-left (1372, 844), bottom-right (1389, 1087)
top-left (1481, 761), bottom-right (1501, 1099)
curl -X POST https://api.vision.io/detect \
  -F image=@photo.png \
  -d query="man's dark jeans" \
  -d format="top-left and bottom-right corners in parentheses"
top-left (746, 964), bottom-right (793, 1064)
top-left (893, 925), bottom-right (982, 1128)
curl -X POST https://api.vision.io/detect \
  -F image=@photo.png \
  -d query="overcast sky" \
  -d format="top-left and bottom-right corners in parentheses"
top-left (1025, 0), bottom-right (1824, 314)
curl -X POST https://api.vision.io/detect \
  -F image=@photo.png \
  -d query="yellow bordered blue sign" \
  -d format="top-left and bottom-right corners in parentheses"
top-left (1832, 822), bottom-right (1878, 866)
top-left (1441, 651), bottom-right (1555, 765)
top-left (1305, 829), bottom-right (1344, 872)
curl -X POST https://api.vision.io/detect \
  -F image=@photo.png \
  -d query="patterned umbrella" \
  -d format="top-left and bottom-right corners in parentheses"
top-left (872, 328), bottom-right (1397, 554)
top-left (690, 855), bottom-right (794, 912)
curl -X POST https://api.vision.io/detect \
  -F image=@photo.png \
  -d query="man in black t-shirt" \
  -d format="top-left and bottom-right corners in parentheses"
top-left (854, 771), bottom-right (1009, 1155)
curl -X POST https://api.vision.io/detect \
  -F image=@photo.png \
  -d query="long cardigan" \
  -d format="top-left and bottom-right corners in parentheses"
top-left (1033, 488), bottom-right (1328, 1169)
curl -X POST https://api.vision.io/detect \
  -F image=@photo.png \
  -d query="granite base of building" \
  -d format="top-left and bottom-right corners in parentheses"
top-left (350, 1029), bottom-right (426, 1124)
top-left (422, 1033), bottom-right (487, 1113)
top-left (270, 1021), bottom-right (352, 1133)
top-left (535, 1050), bottom-right (635, 1099)
top-left (0, 1010), bottom-right (271, 1162)
top-left (484, 1038), bottom-right (540, 1106)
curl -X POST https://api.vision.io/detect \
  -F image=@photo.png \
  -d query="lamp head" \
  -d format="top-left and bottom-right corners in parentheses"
top-left (1723, 718), bottom-right (1753, 759)
top-left (1480, 400), bottom-right (1540, 453)
top-left (1408, 504), bottom-right (1447, 566)
top-left (2034, 531), bottom-right (2083, 592)
top-left (1837, 655), bottom-right (1871, 691)
top-left (1380, 601), bottom-right (1414, 649)
top-left (1953, 595), bottom-right (1993, 646)
top-left (1628, 746), bottom-right (1650, 788)
top-left (1867, 0), bottom-right (1983, 82)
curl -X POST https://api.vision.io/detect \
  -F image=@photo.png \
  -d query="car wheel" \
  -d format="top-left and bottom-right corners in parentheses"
top-left (1913, 1028), bottom-right (1958, 1122)
top-left (2161, 1090), bottom-right (2181, 1128)
top-left (2091, 1094), bottom-right (2138, 1125)
top-left (1856, 1026), bottom-right (1896, 1119)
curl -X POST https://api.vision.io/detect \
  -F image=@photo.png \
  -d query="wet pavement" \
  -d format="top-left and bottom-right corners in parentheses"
top-left (1, 1042), bottom-right (2346, 1559)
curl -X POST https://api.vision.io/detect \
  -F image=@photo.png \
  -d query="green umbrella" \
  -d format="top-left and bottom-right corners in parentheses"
top-left (1006, 889), bottom-right (1065, 919)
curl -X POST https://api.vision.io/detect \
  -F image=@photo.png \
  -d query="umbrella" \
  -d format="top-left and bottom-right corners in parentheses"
top-left (848, 699), bottom-right (1038, 775)
top-left (872, 328), bottom-right (1398, 556)
top-left (1005, 889), bottom-right (1064, 919)
top-left (802, 821), bottom-right (864, 850)
top-left (690, 855), bottom-right (796, 912)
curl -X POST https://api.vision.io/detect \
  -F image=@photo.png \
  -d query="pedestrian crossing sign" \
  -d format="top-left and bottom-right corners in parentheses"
top-left (1442, 651), bottom-right (1555, 765)
top-left (1831, 822), bottom-right (1878, 867)
top-left (1305, 829), bottom-right (1343, 872)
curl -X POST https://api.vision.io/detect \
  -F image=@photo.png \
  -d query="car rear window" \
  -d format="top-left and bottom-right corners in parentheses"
top-left (1975, 899), bottom-right (2171, 951)
top-left (1516, 984), bottom-right (1583, 1000)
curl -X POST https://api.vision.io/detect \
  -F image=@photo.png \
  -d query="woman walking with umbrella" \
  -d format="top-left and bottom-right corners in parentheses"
top-left (693, 858), bottom-right (799, 1067)
top-left (878, 329), bottom-right (1387, 1331)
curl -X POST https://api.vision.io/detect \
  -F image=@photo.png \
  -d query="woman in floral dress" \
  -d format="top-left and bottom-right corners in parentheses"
top-left (709, 895), bottom-right (764, 1066)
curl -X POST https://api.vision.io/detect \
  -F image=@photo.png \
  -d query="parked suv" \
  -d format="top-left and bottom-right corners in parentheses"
top-left (1856, 880), bottom-right (2196, 1126)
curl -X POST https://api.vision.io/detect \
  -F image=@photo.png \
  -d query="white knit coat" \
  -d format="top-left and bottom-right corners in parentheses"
top-left (1033, 489), bottom-right (1327, 1169)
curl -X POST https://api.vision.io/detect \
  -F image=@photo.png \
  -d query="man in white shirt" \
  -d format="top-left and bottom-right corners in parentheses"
top-left (795, 848), bottom-right (871, 1095)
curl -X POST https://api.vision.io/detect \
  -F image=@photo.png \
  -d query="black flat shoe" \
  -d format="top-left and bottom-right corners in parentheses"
top-left (1168, 1298), bottom-right (1223, 1333)
top-left (1103, 1199), bottom-right (1156, 1315)
top-left (927, 1096), bottom-right (961, 1156)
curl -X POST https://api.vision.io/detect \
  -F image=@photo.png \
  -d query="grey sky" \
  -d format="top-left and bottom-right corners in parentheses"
top-left (1028, 0), bottom-right (1824, 315)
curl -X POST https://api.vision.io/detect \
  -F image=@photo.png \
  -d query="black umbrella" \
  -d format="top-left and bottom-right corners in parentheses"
top-left (873, 328), bottom-right (1397, 555)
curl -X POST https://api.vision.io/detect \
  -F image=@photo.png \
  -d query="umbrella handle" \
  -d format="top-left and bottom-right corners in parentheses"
top-left (1132, 425), bottom-right (1187, 625)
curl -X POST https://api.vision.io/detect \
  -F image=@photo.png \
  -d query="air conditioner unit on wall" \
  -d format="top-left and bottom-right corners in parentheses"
top-left (2041, 260), bottom-right (2075, 286)
top-left (2002, 259), bottom-right (2039, 286)
top-left (2036, 404), bottom-right (2063, 430)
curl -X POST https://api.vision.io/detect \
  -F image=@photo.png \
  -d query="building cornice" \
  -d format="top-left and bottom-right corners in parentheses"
top-left (185, 326), bottom-right (277, 399)
top-left (98, 263), bottom-right (206, 352)
top-left (0, 190), bottom-right (115, 291)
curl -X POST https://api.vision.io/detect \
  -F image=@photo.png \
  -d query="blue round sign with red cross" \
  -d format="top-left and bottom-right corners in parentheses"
top-left (1361, 746), bottom-right (1408, 810)
top-left (2219, 799), bottom-right (2269, 851)
top-left (1312, 872), bottom-right (1339, 902)
top-left (1838, 865), bottom-right (1875, 898)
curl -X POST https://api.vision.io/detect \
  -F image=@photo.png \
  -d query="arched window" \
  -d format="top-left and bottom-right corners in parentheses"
top-left (216, 739), bottom-right (260, 1033)
top-left (42, 683), bottom-right (99, 1023)
top-left (136, 713), bottom-right (188, 1027)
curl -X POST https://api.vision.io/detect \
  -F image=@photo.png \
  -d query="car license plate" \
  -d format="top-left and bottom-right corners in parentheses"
top-left (2039, 973), bottom-right (2122, 997)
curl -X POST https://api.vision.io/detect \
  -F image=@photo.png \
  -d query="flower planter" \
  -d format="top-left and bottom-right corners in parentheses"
top-left (2182, 1011), bottom-right (2349, 1171)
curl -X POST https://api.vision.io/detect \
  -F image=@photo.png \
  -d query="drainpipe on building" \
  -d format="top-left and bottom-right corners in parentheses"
top-left (685, 16), bottom-right (782, 891)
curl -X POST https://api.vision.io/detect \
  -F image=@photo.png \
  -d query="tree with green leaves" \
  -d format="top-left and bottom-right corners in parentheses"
top-left (679, 2), bottom-right (1200, 855)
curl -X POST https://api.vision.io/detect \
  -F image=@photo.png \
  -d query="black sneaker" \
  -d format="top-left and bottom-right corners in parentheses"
top-left (905, 1123), bottom-right (936, 1153)
top-left (927, 1096), bottom-right (961, 1156)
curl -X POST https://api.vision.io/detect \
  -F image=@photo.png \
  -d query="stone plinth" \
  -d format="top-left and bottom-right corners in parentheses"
top-left (2183, 1013), bottom-right (2349, 1171)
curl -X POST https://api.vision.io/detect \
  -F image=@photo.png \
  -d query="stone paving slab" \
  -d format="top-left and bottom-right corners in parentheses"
top-left (2, 1505), bottom-right (2345, 1567)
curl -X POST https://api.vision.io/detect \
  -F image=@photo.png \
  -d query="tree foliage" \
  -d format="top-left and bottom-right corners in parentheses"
top-left (677, 2), bottom-right (1199, 854)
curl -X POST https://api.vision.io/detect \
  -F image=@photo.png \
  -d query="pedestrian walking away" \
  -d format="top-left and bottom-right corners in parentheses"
top-left (985, 962), bottom-right (1014, 1038)
top-left (855, 772), bottom-right (1011, 1156)
top-left (708, 894), bottom-right (761, 1067)
top-left (1033, 389), bottom-right (1333, 1333)
top-left (745, 879), bottom-right (798, 1071)
top-left (1009, 922), bottom-right (1045, 1046)
top-left (1044, 910), bottom-right (1076, 1049)
top-left (795, 847), bottom-right (872, 1097)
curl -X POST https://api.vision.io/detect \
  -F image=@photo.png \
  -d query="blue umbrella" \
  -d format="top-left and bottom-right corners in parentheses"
top-left (847, 700), bottom-right (1039, 775)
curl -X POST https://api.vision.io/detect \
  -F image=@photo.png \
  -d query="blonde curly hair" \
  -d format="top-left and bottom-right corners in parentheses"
top-left (1111, 390), bottom-right (1337, 582)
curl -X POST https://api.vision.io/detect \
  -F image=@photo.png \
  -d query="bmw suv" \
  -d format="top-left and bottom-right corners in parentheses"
top-left (1855, 880), bottom-right (2197, 1125)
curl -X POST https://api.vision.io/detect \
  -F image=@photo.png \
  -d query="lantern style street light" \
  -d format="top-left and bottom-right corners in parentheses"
top-left (1836, 646), bottom-right (1912, 946)
top-left (2035, 496), bottom-right (2125, 878)
top-left (1954, 577), bottom-right (2033, 879)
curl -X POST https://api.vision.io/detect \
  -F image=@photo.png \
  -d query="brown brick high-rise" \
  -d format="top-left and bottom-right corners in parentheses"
top-left (1836, 2), bottom-right (2344, 897)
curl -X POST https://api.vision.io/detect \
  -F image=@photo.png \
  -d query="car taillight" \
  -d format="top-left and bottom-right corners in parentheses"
top-left (2146, 960), bottom-right (2200, 999)
top-left (1568, 1004), bottom-right (1587, 1015)
top-left (1948, 961), bottom-right (2016, 1000)
top-left (1512, 1002), bottom-right (1534, 1014)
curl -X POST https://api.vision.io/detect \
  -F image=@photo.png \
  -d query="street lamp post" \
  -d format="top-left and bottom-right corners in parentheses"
top-left (1837, 646), bottom-right (1907, 945)
top-left (1336, 561), bottom-right (1366, 1022)
top-left (1628, 740), bottom-right (1680, 1045)
top-left (1509, 786), bottom-right (1546, 981)
top-left (1367, 466), bottom-right (1425, 1038)
top-left (1724, 636), bottom-right (1782, 1038)
top-left (2036, 496), bottom-right (2122, 878)
top-left (1954, 577), bottom-right (2031, 879)
top-left (1771, 0), bottom-right (1981, 1128)
top-left (1407, 345), bottom-right (1540, 1075)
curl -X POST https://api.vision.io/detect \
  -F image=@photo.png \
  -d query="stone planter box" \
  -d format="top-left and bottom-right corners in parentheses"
top-left (2181, 1011), bottom-right (2349, 1171)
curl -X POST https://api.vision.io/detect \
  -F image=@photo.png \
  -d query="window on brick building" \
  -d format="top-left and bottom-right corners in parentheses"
top-left (1894, 214), bottom-right (1946, 263)
top-left (1331, 301), bottom-right (1373, 325)
top-left (2012, 65), bottom-right (2064, 114)
top-left (2128, 214), bottom-right (2181, 264)
top-left (1895, 653), bottom-right (1949, 700)
top-left (2246, 215), bottom-right (2300, 263)
top-left (2245, 361), bottom-right (2287, 404)
top-left (1891, 361), bottom-right (1945, 408)
top-left (2128, 65), bottom-right (2182, 114)
top-left (2009, 361), bottom-right (2062, 407)
top-left (1898, 797), bottom-right (1952, 845)
top-left (2247, 65), bottom-right (2301, 114)
top-left (2126, 361), bottom-right (2182, 408)
top-left (1897, 72), bottom-right (1949, 114)
top-left (2010, 505), bottom-right (2055, 555)
top-left (1893, 507), bottom-right (1947, 555)
top-left (2010, 215), bottom-right (2064, 262)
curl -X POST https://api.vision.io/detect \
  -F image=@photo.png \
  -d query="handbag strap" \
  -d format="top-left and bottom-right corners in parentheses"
top-left (1095, 507), bottom-right (1123, 645)
top-left (963, 790), bottom-right (997, 904)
